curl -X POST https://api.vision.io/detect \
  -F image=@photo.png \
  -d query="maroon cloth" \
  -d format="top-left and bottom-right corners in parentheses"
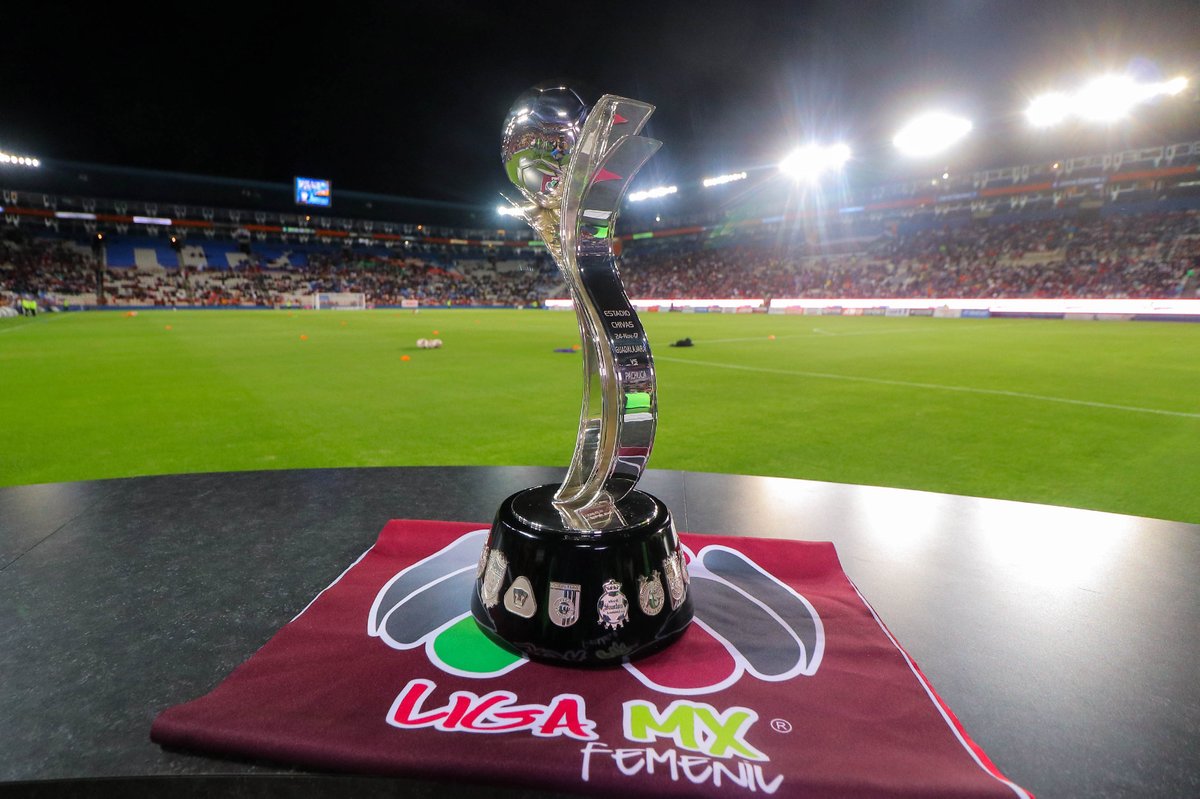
top-left (152, 520), bottom-right (1031, 798)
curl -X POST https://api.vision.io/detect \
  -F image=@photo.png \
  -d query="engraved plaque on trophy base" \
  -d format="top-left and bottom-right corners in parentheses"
top-left (470, 484), bottom-right (694, 666)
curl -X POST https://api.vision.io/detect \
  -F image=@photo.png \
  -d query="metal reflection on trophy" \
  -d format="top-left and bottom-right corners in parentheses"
top-left (470, 82), bottom-right (694, 665)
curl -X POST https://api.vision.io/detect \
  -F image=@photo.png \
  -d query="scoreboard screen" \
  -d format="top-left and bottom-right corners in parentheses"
top-left (295, 177), bottom-right (332, 207)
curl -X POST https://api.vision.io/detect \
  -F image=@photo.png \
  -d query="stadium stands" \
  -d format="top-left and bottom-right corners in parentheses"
top-left (5, 133), bottom-right (1200, 311)
top-left (103, 240), bottom-right (139, 268)
top-left (3, 209), bottom-right (1197, 310)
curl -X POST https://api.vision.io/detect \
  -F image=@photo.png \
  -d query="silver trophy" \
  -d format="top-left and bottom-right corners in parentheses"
top-left (471, 83), bottom-right (692, 665)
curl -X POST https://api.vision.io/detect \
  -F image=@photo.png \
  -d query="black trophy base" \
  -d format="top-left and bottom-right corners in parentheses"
top-left (470, 484), bottom-right (693, 667)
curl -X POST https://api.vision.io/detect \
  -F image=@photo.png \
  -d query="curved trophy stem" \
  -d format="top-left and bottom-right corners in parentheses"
top-left (503, 95), bottom-right (661, 526)
top-left (553, 97), bottom-right (660, 518)
top-left (562, 296), bottom-right (603, 505)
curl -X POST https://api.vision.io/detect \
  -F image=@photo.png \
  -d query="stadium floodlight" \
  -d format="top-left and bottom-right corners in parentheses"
top-left (1072, 75), bottom-right (1144, 122)
top-left (497, 204), bottom-right (528, 217)
top-left (628, 185), bottom-right (677, 202)
top-left (1030, 74), bottom-right (1191, 127)
top-left (892, 113), bottom-right (972, 157)
top-left (703, 171), bottom-right (748, 188)
top-left (0, 150), bottom-right (41, 168)
top-left (1161, 76), bottom-right (1189, 96)
top-left (1025, 92), bottom-right (1071, 128)
top-left (779, 143), bottom-right (851, 182)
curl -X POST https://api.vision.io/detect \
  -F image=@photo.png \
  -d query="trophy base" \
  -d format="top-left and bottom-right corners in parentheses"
top-left (470, 484), bottom-right (694, 667)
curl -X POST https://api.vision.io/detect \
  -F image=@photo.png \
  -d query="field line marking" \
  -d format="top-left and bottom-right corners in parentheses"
top-left (694, 323), bottom-right (1022, 345)
top-left (656, 355), bottom-right (1200, 419)
top-left (806, 322), bottom-right (1023, 337)
top-left (0, 319), bottom-right (43, 335)
top-left (697, 329), bottom-right (905, 344)
top-left (695, 335), bottom-right (785, 344)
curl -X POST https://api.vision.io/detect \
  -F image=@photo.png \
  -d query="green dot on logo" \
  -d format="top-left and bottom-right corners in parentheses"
top-left (432, 616), bottom-right (522, 674)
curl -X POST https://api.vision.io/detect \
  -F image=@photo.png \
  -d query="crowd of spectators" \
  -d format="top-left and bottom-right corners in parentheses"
top-left (288, 252), bottom-right (560, 307)
top-left (3, 211), bottom-right (1198, 309)
top-left (621, 211), bottom-right (1199, 301)
top-left (0, 238), bottom-right (98, 297)
top-left (0, 243), bottom-right (562, 308)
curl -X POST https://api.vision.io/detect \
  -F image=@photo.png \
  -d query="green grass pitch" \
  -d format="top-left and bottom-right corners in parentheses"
top-left (2, 309), bottom-right (1198, 523)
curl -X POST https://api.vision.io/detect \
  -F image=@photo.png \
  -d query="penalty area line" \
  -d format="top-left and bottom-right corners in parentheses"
top-left (656, 355), bottom-right (1200, 420)
top-left (0, 318), bottom-right (47, 334)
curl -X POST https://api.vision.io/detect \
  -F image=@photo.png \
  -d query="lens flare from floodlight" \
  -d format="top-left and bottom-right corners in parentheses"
top-left (628, 185), bottom-right (677, 202)
top-left (1025, 92), bottom-right (1071, 128)
top-left (893, 113), bottom-right (972, 157)
top-left (779, 148), bottom-right (816, 181)
top-left (1073, 75), bottom-right (1143, 122)
top-left (702, 171), bottom-right (748, 188)
top-left (780, 148), bottom-right (819, 181)
top-left (827, 143), bottom-right (851, 167)
top-left (1162, 76), bottom-right (1189, 96)
top-left (1029, 74), bottom-right (1190, 127)
top-left (779, 143), bottom-right (851, 182)
top-left (497, 204), bottom-right (529, 217)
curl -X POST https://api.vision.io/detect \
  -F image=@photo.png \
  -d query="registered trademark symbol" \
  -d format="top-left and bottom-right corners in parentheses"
top-left (770, 718), bottom-right (792, 734)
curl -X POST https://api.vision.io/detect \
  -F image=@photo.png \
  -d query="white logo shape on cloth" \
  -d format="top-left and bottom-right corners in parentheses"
top-left (368, 531), bottom-right (824, 694)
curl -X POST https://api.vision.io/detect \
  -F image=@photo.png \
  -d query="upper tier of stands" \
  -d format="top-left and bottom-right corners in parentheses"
top-left (4, 137), bottom-right (1200, 258)
top-left (101, 238), bottom-right (310, 271)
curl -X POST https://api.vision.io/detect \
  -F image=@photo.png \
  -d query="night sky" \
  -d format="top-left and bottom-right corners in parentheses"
top-left (3, 1), bottom-right (1198, 210)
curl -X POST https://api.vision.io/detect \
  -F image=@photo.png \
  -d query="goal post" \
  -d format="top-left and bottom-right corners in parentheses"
top-left (312, 292), bottom-right (367, 310)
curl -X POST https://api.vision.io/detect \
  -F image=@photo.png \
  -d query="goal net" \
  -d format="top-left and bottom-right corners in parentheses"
top-left (313, 292), bottom-right (367, 311)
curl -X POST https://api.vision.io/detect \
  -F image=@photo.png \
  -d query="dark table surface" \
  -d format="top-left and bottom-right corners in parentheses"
top-left (2, 466), bottom-right (1198, 798)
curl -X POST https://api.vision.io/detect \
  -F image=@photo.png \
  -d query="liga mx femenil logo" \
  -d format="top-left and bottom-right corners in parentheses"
top-left (368, 530), bottom-right (825, 695)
